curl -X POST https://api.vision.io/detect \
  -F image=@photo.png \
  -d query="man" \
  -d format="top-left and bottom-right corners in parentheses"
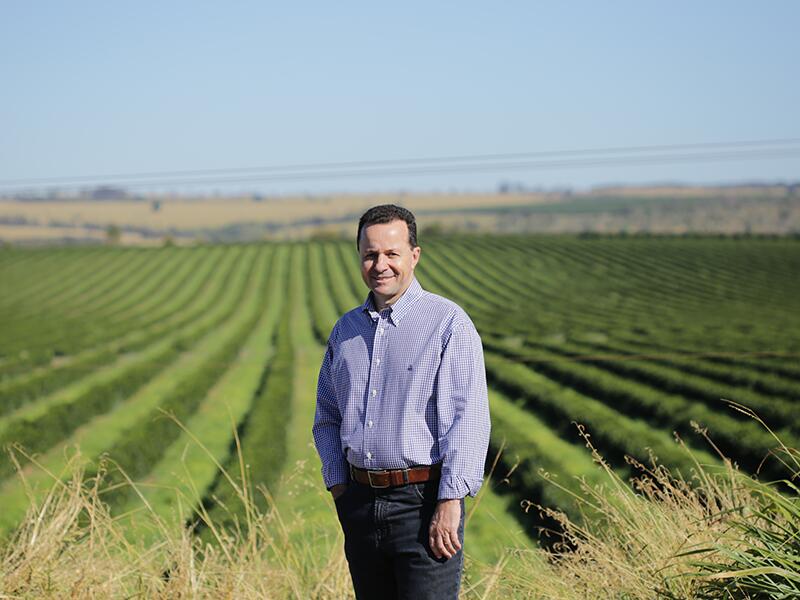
top-left (312, 204), bottom-right (490, 599)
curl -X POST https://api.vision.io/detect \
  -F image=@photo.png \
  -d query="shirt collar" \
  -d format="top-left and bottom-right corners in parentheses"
top-left (361, 277), bottom-right (424, 326)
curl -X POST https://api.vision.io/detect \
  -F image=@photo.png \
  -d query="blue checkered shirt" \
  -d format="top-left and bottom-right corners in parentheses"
top-left (313, 277), bottom-right (490, 500)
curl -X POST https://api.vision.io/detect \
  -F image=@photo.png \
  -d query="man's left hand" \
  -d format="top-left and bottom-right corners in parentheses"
top-left (428, 498), bottom-right (462, 559)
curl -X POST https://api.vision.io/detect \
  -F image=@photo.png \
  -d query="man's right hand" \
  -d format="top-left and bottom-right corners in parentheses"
top-left (330, 483), bottom-right (348, 501)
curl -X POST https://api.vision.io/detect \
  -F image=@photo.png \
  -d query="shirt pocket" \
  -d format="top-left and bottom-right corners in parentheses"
top-left (384, 343), bottom-right (439, 408)
top-left (383, 367), bottom-right (413, 411)
top-left (388, 362), bottom-right (438, 418)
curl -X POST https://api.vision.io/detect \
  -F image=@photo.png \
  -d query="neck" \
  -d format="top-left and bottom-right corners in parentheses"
top-left (374, 296), bottom-right (391, 311)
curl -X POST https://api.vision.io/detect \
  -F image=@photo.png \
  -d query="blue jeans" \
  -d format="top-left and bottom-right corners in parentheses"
top-left (334, 478), bottom-right (465, 600)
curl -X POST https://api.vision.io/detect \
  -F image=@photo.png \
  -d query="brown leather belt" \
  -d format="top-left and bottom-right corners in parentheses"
top-left (349, 463), bottom-right (441, 489)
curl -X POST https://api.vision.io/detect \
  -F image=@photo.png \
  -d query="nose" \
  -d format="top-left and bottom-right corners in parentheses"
top-left (373, 253), bottom-right (389, 271)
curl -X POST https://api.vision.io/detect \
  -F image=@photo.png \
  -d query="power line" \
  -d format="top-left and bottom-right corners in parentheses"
top-left (3, 136), bottom-right (800, 187)
top-left (2, 138), bottom-right (800, 193)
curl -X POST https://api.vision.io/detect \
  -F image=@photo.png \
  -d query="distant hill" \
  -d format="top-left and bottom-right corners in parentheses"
top-left (1, 183), bottom-right (798, 244)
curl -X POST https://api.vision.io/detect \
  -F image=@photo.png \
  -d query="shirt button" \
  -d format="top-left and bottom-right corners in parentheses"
top-left (375, 358), bottom-right (381, 365)
top-left (371, 389), bottom-right (377, 397)
top-left (366, 452), bottom-right (372, 459)
top-left (368, 420), bottom-right (373, 427)
top-left (378, 328), bottom-right (384, 335)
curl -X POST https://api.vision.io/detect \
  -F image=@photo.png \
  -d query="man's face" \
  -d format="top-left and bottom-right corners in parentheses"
top-left (358, 219), bottom-right (421, 308)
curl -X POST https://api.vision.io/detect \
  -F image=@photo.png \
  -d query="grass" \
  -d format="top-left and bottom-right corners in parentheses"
top-left (681, 406), bottom-right (800, 599)
top-left (0, 248), bottom-right (262, 531)
top-left (117, 248), bottom-right (288, 536)
top-left (2, 238), bottom-right (799, 597)
top-left (2, 449), bottom-right (355, 599)
top-left (2, 408), bottom-right (798, 599)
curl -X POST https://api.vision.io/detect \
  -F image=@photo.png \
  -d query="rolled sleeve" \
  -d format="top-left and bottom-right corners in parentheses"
top-left (312, 327), bottom-right (349, 489)
top-left (435, 321), bottom-right (491, 500)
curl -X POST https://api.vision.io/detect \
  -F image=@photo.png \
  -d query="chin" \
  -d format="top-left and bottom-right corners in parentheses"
top-left (373, 282), bottom-right (400, 296)
top-left (372, 279), bottom-right (395, 290)
top-left (373, 284), bottom-right (394, 295)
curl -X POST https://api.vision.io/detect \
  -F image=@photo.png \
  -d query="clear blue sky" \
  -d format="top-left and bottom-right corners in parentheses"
top-left (2, 1), bottom-right (798, 194)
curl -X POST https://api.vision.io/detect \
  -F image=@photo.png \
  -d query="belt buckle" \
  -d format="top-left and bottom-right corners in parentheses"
top-left (401, 468), bottom-right (410, 485)
top-left (367, 469), bottom-right (391, 489)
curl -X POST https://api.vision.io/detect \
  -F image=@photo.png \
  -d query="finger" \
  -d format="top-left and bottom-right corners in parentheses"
top-left (448, 527), bottom-right (462, 552)
top-left (440, 531), bottom-right (457, 557)
top-left (432, 531), bottom-right (452, 559)
top-left (429, 524), bottom-right (440, 558)
top-left (441, 520), bottom-right (461, 551)
top-left (434, 529), bottom-right (454, 559)
top-left (429, 533), bottom-right (442, 559)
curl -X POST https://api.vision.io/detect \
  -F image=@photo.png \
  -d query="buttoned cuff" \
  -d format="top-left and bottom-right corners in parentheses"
top-left (437, 474), bottom-right (482, 500)
top-left (323, 457), bottom-right (350, 490)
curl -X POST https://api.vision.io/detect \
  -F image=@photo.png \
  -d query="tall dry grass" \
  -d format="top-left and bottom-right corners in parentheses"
top-left (489, 415), bottom-right (800, 599)
top-left (2, 411), bottom-right (799, 599)
top-left (1, 449), bottom-right (353, 599)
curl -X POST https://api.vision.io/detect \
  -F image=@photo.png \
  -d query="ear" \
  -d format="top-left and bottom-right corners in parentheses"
top-left (411, 246), bottom-right (421, 268)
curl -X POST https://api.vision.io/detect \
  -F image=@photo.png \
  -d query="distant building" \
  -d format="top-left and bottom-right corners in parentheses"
top-left (87, 186), bottom-right (128, 200)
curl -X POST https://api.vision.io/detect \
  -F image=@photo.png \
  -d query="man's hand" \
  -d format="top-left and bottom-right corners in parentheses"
top-left (429, 498), bottom-right (462, 559)
top-left (330, 483), bottom-right (348, 501)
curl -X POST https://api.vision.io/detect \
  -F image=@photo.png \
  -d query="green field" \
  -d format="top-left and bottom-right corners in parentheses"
top-left (1, 235), bottom-right (799, 564)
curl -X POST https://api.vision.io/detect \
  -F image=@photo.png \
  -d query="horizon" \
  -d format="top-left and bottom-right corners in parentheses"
top-left (4, 178), bottom-right (800, 202)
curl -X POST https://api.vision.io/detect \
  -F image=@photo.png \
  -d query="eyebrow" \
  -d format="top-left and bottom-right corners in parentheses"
top-left (361, 247), bottom-right (401, 254)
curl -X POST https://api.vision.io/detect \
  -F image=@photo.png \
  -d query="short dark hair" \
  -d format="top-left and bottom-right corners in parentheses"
top-left (356, 204), bottom-right (418, 250)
